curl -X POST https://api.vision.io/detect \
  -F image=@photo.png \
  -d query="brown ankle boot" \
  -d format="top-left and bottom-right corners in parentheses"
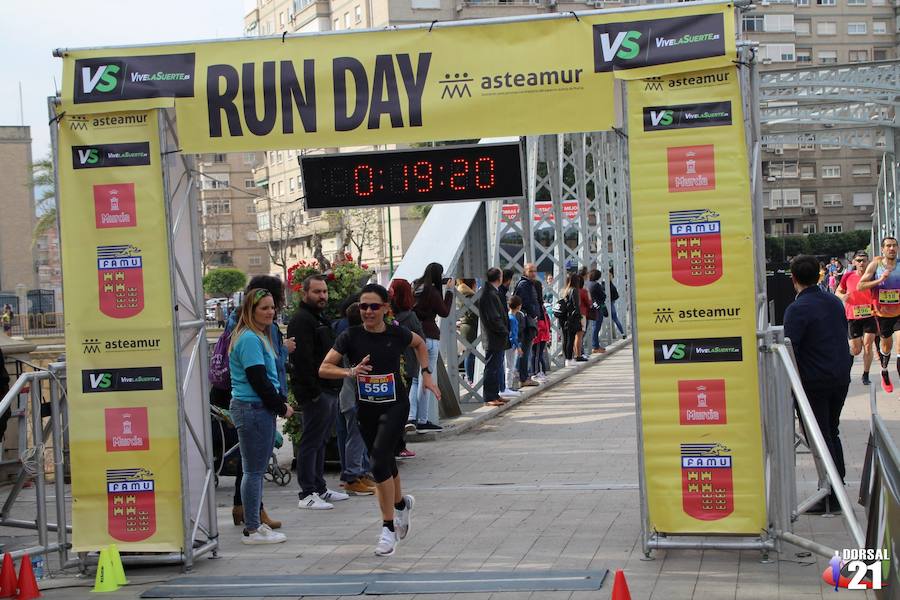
top-left (232, 505), bottom-right (244, 526)
top-left (260, 509), bottom-right (281, 529)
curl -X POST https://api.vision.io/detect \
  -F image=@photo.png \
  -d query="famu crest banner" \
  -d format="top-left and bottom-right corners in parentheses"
top-left (58, 109), bottom-right (183, 551)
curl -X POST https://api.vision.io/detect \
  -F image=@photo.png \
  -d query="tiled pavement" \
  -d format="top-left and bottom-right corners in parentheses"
top-left (35, 344), bottom-right (889, 599)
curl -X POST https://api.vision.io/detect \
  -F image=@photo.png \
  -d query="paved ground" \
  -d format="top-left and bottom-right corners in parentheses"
top-left (16, 343), bottom-right (891, 598)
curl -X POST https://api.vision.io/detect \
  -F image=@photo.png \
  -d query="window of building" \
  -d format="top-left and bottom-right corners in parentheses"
top-left (206, 224), bottom-right (233, 242)
top-left (244, 178), bottom-right (255, 188)
top-left (343, 12), bottom-right (349, 28)
top-left (249, 255), bottom-right (263, 267)
top-left (796, 50), bottom-right (812, 63)
top-left (853, 192), bottom-right (874, 206)
top-left (277, 181), bottom-right (284, 196)
top-left (801, 192), bottom-right (816, 207)
top-left (243, 153), bottom-right (257, 166)
top-left (852, 164), bottom-right (872, 176)
top-left (762, 44), bottom-right (795, 62)
top-left (856, 222), bottom-right (872, 230)
top-left (289, 177), bottom-right (296, 192)
top-left (802, 223), bottom-right (817, 234)
top-left (279, 11), bottom-right (285, 26)
top-left (799, 133), bottom-right (816, 150)
top-left (203, 199), bottom-right (232, 215)
top-left (823, 193), bottom-right (843, 206)
top-left (848, 22), bottom-right (867, 35)
top-left (849, 49), bottom-right (869, 62)
top-left (847, 0), bottom-right (865, 5)
top-left (770, 162), bottom-right (799, 178)
top-left (201, 174), bottom-right (229, 190)
top-left (794, 20), bottom-right (811, 35)
top-left (765, 14), bottom-right (795, 32)
top-left (257, 212), bottom-right (271, 230)
top-left (247, 203), bottom-right (257, 214)
top-left (355, 5), bottom-right (362, 22)
top-left (246, 230), bottom-right (260, 241)
top-left (212, 153), bottom-right (227, 162)
top-left (209, 251), bottom-right (233, 266)
top-left (873, 20), bottom-right (888, 34)
top-left (797, 0), bottom-right (810, 5)
top-left (822, 165), bottom-right (841, 178)
top-left (816, 0), bottom-right (836, 5)
top-left (871, 0), bottom-right (886, 5)
top-left (743, 15), bottom-right (763, 32)
top-left (333, 17), bottom-right (339, 30)
top-left (800, 165), bottom-right (816, 179)
top-left (818, 50), bottom-right (838, 64)
top-left (771, 188), bottom-right (801, 207)
top-left (824, 223), bottom-right (843, 233)
top-left (817, 21), bottom-right (837, 35)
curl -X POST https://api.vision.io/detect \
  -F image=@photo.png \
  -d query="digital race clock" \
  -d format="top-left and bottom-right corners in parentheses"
top-left (299, 142), bottom-right (524, 210)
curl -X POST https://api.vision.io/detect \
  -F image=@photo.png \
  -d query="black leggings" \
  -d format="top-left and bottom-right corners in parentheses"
top-left (357, 398), bottom-right (409, 483)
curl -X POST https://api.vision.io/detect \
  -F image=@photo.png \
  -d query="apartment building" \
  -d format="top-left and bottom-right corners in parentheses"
top-left (197, 152), bottom-right (271, 277)
top-left (745, 0), bottom-right (896, 236)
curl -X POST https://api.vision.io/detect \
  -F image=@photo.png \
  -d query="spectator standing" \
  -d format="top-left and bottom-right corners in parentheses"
top-left (214, 276), bottom-right (294, 531)
top-left (215, 301), bottom-right (225, 328)
top-left (334, 299), bottom-right (377, 495)
top-left (513, 264), bottom-right (540, 388)
top-left (585, 269), bottom-right (608, 353)
top-left (559, 273), bottom-right (583, 366)
top-left (576, 273), bottom-right (590, 361)
top-left (288, 274), bottom-right (350, 510)
top-left (497, 269), bottom-right (520, 399)
top-left (606, 269), bottom-right (626, 339)
top-left (784, 255), bottom-right (852, 514)
top-left (530, 279), bottom-right (551, 382)
top-left (411, 263), bottom-right (454, 433)
top-left (1, 305), bottom-right (12, 335)
top-left (456, 279), bottom-right (479, 386)
top-left (505, 296), bottom-right (524, 392)
top-left (477, 268), bottom-right (509, 407)
top-left (389, 280), bottom-right (425, 438)
top-left (228, 289), bottom-right (294, 544)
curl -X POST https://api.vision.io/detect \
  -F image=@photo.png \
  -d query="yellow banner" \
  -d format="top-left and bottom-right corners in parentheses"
top-left (58, 110), bottom-right (184, 551)
top-left (627, 67), bottom-right (766, 534)
top-left (59, 5), bottom-right (735, 151)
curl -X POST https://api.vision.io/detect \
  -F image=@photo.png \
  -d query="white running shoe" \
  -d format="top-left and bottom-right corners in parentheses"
top-left (321, 489), bottom-right (349, 502)
top-left (499, 389), bottom-right (522, 399)
top-left (298, 492), bottom-right (333, 510)
top-left (374, 526), bottom-right (397, 556)
top-left (394, 494), bottom-right (415, 540)
top-left (565, 359), bottom-right (576, 367)
top-left (241, 523), bottom-right (287, 545)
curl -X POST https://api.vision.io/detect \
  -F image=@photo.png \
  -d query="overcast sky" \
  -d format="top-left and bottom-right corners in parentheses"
top-left (0, 0), bottom-right (252, 160)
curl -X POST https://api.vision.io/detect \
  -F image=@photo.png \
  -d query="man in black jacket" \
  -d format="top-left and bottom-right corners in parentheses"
top-left (513, 263), bottom-right (540, 387)
top-left (287, 275), bottom-right (348, 510)
top-left (784, 255), bottom-right (852, 514)
top-left (478, 268), bottom-right (509, 406)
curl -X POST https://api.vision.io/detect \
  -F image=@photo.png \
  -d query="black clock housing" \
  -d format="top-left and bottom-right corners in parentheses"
top-left (300, 142), bottom-right (525, 210)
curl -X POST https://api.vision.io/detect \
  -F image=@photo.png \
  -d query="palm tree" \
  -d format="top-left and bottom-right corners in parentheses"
top-left (32, 155), bottom-right (56, 242)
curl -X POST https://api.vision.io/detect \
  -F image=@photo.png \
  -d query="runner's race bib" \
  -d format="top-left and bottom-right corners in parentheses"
top-left (853, 305), bottom-right (874, 318)
top-left (879, 289), bottom-right (900, 304)
top-left (357, 373), bottom-right (397, 403)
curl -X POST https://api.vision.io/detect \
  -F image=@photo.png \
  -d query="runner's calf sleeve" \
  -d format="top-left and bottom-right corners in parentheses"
top-left (881, 350), bottom-right (892, 369)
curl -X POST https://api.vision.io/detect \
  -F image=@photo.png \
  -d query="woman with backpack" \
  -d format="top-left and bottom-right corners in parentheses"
top-left (209, 275), bottom-right (295, 531)
top-left (411, 263), bottom-right (454, 433)
top-left (388, 279), bottom-right (423, 455)
top-left (228, 289), bottom-right (294, 544)
top-left (558, 273), bottom-right (583, 366)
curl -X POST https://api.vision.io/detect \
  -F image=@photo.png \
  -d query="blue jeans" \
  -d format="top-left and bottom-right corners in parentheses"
top-left (229, 399), bottom-right (276, 531)
top-left (336, 404), bottom-right (370, 482)
top-left (596, 303), bottom-right (625, 338)
top-left (517, 341), bottom-right (532, 383)
top-left (483, 349), bottom-right (504, 401)
top-left (465, 352), bottom-right (476, 382)
top-left (408, 338), bottom-right (440, 424)
top-left (297, 390), bottom-right (338, 497)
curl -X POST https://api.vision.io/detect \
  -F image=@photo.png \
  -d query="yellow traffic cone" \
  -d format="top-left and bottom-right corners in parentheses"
top-left (91, 548), bottom-right (119, 593)
top-left (107, 545), bottom-right (128, 586)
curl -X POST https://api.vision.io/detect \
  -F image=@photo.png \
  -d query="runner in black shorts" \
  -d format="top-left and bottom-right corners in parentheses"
top-left (319, 283), bottom-right (439, 557)
top-left (836, 251), bottom-right (877, 385)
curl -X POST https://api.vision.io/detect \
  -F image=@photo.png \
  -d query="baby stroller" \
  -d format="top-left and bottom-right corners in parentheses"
top-left (211, 404), bottom-right (292, 488)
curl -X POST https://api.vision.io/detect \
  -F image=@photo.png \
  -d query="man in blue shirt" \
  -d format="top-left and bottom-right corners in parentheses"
top-left (784, 255), bottom-right (852, 514)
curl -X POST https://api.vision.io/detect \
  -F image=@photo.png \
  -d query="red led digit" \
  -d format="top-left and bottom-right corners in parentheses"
top-left (402, 164), bottom-right (410, 192)
top-left (449, 158), bottom-right (469, 191)
top-left (413, 160), bottom-right (434, 193)
top-left (474, 157), bottom-right (496, 190)
top-left (353, 164), bottom-right (375, 197)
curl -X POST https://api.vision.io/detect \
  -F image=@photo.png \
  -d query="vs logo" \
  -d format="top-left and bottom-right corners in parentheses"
top-left (80, 63), bottom-right (123, 94)
top-left (77, 148), bottom-right (100, 166)
top-left (596, 30), bottom-right (643, 63)
top-left (649, 110), bottom-right (674, 127)
top-left (661, 343), bottom-right (686, 360)
top-left (88, 372), bottom-right (113, 390)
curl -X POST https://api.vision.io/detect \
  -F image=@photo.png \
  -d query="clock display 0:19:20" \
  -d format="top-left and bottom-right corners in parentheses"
top-left (300, 142), bottom-right (524, 210)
